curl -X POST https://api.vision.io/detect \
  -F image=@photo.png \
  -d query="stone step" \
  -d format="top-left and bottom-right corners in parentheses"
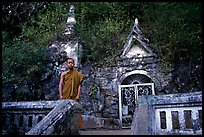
top-left (79, 129), bottom-right (131, 135)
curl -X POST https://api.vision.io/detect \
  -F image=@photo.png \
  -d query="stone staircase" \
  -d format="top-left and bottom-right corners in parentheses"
top-left (79, 129), bottom-right (131, 135)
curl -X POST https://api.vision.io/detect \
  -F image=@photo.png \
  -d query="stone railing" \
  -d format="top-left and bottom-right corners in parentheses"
top-left (131, 91), bottom-right (202, 135)
top-left (2, 99), bottom-right (82, 135)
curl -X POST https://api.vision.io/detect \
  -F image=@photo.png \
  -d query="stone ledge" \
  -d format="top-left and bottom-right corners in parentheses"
top-left (138, 91), bottom-right (202, 105)
top-left (2, 100), bottom-right (62, 109)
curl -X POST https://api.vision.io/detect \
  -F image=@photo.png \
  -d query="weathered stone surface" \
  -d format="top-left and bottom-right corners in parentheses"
top-left (2, 100), bottom-right (82, 135)
top-left (2, 100), bottom-right (61, 109)
top-left (131, 91), bottom-right (202, 135)
top-left (25, 100), bottom-right (81, 135)
top-left (131, 104), bottom-right (152, 135)
top-left (154, 91), bottom-right (202, 105)
top-left (81, 115), bottom-right (121, 130)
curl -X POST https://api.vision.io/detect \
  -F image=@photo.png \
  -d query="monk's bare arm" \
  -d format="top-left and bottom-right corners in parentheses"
top-left (76, 72), bottom-right (84, 102)
top-left (59, 72), bottom-right (65, 99)
top-left (76, 85), bottom-right (81, 101)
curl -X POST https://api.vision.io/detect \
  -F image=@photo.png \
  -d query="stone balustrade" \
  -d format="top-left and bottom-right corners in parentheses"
top-left (2, 91), bottom-right (201, 135)
top-left (2, 99), bottom-right (82, 135)
top-left (131, 91), bottom-right (202, 135)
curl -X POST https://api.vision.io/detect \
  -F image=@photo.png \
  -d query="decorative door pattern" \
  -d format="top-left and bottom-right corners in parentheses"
top-left (136, 83), bottom-right (155, 96)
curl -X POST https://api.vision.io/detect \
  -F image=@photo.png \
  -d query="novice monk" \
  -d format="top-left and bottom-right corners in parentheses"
top-left (59, 57), bottom-right (84, 128)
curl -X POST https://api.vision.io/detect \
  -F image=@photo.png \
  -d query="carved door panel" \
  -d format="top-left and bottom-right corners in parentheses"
top-left (136, 83), bottom-right (155, 96)
top-left (119, 84), bottom-right (137, 128)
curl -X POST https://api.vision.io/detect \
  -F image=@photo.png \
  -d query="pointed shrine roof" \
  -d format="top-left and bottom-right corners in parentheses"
top-left (121, 18), bottom-right (156, 58)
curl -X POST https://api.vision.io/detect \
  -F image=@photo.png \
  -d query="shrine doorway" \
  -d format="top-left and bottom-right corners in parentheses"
top-left (118, 73), bottom-right (155, 128)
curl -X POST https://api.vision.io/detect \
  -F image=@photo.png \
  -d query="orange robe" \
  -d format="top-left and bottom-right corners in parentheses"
top-left (62, 69), bottom-right (84, 128)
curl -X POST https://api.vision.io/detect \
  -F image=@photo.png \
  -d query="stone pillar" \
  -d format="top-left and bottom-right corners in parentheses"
top-left (131, 104), bottom-right (155, 135)
top-left (130, 96), bottom-right (156, 135)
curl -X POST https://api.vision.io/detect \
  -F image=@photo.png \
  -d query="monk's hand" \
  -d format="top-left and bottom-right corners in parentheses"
top-left (75, 96), bottom-right (80, 102)
top-left (60, 95), bottom-right (64, 99)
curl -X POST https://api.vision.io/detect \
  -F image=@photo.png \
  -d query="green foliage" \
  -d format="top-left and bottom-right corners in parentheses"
top-left (15, 86), bottom-right (30, 101)
top-left (2, 37), bottom-right (46, 85)
top-left (2, 2), bottom-right (71, 86)
top-left (2, 2), bottom-right (202, 100)
top-left (86, 18), bottom-right (129, 64)
top-left (89, 84), bottom-right (99, 99)
top-left (141, 2), bottom-right (202, 72)
top-left (19, 2), bottom-right (70, 46)
top-left (76, 3), bottom-right (133, 66)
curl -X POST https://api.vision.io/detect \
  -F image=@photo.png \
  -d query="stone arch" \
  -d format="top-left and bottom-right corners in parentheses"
top-left (121, 74), bottom-right (153, 85)
top-left (120, 70), bottom-right (160, 95)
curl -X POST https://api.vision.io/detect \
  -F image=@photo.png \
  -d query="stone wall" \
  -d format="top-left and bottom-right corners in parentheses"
top-left (80, 66), bottom-right (119, 119)
top-left (80, 58), bottom-right (168, 119)
top-left (117, 56), bottom-right (167, 92)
